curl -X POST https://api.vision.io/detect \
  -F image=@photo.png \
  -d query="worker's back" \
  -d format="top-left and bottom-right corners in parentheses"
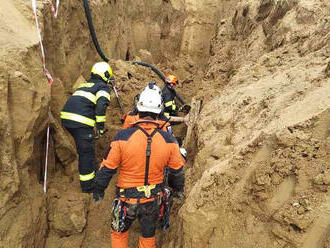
top-left (61, 77), bottom-right (110, 128)
top-left (102, 121), bottom-right (183, 188)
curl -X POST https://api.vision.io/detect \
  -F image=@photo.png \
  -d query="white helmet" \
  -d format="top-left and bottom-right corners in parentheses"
top-left (137, 82), bottom-right (163, 114)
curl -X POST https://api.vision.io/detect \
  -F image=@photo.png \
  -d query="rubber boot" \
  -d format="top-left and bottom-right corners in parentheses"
top-left (138, 236), bottom-right (156, 248)
top-left (111, 230), bottom-right (128, 248)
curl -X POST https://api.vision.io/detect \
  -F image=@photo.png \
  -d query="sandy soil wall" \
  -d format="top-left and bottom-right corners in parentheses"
top-left (181, 1), bottom-right (330, 247)
top-left (1, 0), bottom-right (330, 247)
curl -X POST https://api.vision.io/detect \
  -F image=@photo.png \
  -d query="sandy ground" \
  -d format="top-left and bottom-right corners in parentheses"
top-left (1, 0), bottom-right (330, 248)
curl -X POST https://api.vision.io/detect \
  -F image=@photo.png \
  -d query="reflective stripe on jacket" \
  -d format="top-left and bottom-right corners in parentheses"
top-left (162, 85), bottom-right (177, 116)
top-left (60, 112), bottom-right (95, 127)
top-left (61, 77), bottom-right (110, 128)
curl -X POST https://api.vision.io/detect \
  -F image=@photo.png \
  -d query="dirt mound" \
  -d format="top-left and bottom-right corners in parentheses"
top-left (0, 0), bottom-right (215, 247)
top-left (0, 0), bottom-right (50, 247)
top-left (181, 0), bottom-right (330, 247)
top-left (1, 0), bottom-right (330, 247)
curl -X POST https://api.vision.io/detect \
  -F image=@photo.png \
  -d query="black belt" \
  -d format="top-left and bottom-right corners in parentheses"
top-left (116, 184), bottom-right (163, 198)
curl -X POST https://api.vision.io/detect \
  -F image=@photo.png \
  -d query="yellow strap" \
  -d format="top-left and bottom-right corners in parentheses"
top-left (79, 171), bottom-right (95, 181)
top-left (96, 90), bottom-right (110, 101)
top-left (164, 112), bottom-right (170, 118)
top-left (136, 185), bottom-right (157, 198)
top-left (77, 82), bottom-right (95, 88)
top-left (73, 90), bottom-right (96, 104)
top-left (164, 101), bottom-right (173, 107)
top-left (60, 112), bottom-right (95, 127)
top-left (96, 115), bottom-right (106, 122)
top-left (136, 185), bottom-right (156, 191)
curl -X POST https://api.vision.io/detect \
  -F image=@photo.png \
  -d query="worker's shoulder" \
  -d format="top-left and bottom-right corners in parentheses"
top-left (96, 81), bottom-right (110, 91)
top-left (156, 129), bottom-right (176, 144)
top-left (162, 86), bottom-right (175, 100)
top-left (162, 85), bottom-right (170, 93)
top-left (113, 128), bottom-right (138, 141)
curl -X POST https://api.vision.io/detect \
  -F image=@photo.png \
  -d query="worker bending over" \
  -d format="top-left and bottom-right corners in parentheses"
top-left (60, 62), bottom-right (112, 193)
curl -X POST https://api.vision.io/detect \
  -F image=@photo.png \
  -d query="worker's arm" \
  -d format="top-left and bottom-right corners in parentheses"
top-left (95, 84), bottom-right (110, 131)
top-left (162, 86), bottom-right (178, 116)
top-left (164, 100), bottom-right (177, 116)
top-left (167, 143), bottom-right (185, 192)
top-left (93, 138), bottom-right (121, 202)
top-left (168, 115), bottom-right (190, 124)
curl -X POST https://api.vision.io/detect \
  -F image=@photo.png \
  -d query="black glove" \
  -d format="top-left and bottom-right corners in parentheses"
top-left (108, 76), bottom-right (115, 86)
top-left (179, 104), bottom-right (191, 114)
top-left (120, 114), bottom-right (127, 124)
top-left (93, 190), bottom-right (104, 204)
top-left (94, 129), bottom-right (106, 139)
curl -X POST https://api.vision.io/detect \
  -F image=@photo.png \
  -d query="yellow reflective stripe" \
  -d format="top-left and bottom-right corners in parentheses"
top-left (73, 90), bottom-right (96, 104)
top-left (77, 83), bottom-right (95, 88)
top-left (164, 112), bottom-right (170, 117)
top-left (172, 102), bottom-right (176, 111)
top-left (60, 112), bottom-right (95, 127)
top-left (96, 90), bottom-right (110, 101)
top-left (164, 101), bottom-right (173, 107)
top-left (79, 171), bottom-right (95, 181)
top-left (96, 115), bottom-right (106, 122)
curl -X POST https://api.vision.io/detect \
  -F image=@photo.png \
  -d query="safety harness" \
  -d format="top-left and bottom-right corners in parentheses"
top-left (112, 122), bottom-right (172, 232)
top-left (117, 124), bottom-right (163, 199)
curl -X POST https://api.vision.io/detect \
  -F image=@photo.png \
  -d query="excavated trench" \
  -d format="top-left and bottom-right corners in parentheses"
top-left (1, 0), bottom-right (330, 248)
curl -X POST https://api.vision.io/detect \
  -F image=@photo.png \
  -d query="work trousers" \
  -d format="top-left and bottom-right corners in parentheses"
top-left (65, 127), bottom-right (96, 193)
top-left (111, 199), bottom-right (160, 248)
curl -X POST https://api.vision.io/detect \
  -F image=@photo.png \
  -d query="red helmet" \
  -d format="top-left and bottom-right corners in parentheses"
top-left (166, 75), bottom-right (178, 85)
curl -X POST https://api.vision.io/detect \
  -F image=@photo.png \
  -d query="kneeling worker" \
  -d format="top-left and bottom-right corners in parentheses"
top-left (93, 84), bottom-right (185, 248)
top-left (60, 62), bottom-right (112, 193)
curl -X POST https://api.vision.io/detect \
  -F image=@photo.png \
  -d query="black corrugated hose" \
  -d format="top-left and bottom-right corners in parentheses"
top-left (83, 0), bottom-right (185, 107)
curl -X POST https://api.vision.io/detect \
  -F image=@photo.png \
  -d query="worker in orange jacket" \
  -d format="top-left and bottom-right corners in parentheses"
top-left (92, 83), bottom-right (185, 248)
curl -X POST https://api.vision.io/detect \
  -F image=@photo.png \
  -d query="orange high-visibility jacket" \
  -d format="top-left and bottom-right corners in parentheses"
top-left (100, 121), bottom-right (183, 189)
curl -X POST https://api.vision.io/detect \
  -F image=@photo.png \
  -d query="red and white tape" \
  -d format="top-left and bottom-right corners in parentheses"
top-left (31, 0), bottom-right (60, 85)
top-left (31, 0), bottom-right (60, 193)
top-left (48, 0), bottom-right (60, 18)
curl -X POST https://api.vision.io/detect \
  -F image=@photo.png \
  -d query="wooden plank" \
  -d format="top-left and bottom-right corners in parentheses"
top-left (183, 97), bottom-right (202, 148)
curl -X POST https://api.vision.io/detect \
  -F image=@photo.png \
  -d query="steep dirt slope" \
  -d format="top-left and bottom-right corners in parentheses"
top-left (3, 0), bottom-right (330, 247)
top-left (181, 0), bottom-right (330, 247)
top-left (0, 1), bottom-right (50, 247)
top-left (1, 0), bottom-right (229, 247)
top-left (41, 1), bottom-right (238, 247)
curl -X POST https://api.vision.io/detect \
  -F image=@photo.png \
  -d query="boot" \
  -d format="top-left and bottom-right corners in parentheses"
top-left (111, 230), bottom-right (128, 248)
top-left (138, 236), bottom-right (156, 248)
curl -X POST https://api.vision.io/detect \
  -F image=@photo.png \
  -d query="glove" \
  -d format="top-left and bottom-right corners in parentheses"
top-left (93, 190), bottom-right (104, 204)
top-left (98, 129), bottom-right (105, 136)
top-left (179, 104), bottom-right (191, 114)
top-left (94, 129), bottom-right (106, 139)
top-left (120, 114), bottom-right (127, 124)
top-left (108, 76), bottom-right (115, 86)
